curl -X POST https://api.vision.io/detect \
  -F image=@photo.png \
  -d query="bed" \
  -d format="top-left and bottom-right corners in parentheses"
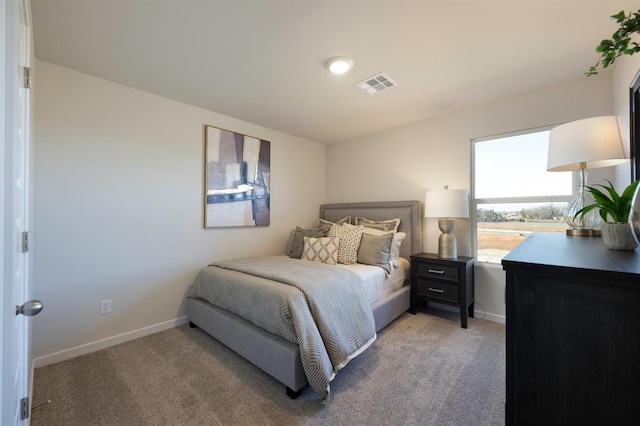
top-left (186, 200), bottom-right (422, 399)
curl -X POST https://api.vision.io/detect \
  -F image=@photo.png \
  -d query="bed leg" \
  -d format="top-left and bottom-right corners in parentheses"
top-left (189, 321), bottom-right (197, 329)
top-left (286, 386), bottom-right (302, 399)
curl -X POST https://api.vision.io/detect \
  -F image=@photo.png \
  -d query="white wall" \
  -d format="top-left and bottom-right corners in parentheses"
top-left (33, 54), bottom-right (639, 361)
top-left (32, 60), bottom-right (325, 363)
top-left (326, 73), bottom-right (616, 322)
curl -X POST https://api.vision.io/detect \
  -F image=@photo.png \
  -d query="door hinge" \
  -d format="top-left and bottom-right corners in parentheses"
top-left (23, 66), bottom-right (32, 89)
top-left (20, 397), bottom-right (29, 420)
top-left (22, 231), bottom-right (30, 253)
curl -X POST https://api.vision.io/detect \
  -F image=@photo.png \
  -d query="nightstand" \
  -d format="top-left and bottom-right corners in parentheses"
top-left (410, 253), bottom-right (475, 328)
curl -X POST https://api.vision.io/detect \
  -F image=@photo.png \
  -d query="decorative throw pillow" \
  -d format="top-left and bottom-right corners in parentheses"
top-left (361, 226), bottom-right (399, 264)
top-left (355, 217), bottom-right (401, 232)
top-left (302, 236), bottom-right (340, 265)
top-left (357, 232), bottom-right (394, 273)
top-left (287, 226), bottom-right (328, 259)
top-left (360, 228), bottom-right (405, 269)
top-left (327, 223), bottom-right (363, 264)
top-left (318, 216), bottom-right (350, 228)
top-left (284, 228), bottom-right (296, 255)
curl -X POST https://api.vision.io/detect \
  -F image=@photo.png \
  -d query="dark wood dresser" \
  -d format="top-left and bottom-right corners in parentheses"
top-left (502, 233), bottom-right (640, 426)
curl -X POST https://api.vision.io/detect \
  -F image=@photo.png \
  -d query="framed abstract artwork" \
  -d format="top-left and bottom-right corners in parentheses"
top-left (204, 125), bottom-right (271, 228)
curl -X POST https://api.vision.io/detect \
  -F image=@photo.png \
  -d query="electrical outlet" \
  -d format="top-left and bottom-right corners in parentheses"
top-left (100, 299), bottom-right (111, 315)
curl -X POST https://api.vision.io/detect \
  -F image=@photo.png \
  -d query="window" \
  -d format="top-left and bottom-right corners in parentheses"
top-left (472, 128), bottom-right (573, 263)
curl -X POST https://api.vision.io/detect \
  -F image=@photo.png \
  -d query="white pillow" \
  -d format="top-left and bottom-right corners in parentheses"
top-left (392, 232), bottom-right (407, 267)
top-left (302, 236), bottom-right (340, 265)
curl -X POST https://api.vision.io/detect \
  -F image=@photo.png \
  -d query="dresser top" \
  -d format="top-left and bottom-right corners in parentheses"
top-left (502, 233), bottom-right (640, 276)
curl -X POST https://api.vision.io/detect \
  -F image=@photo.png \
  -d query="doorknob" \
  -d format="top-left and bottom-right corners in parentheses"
top-left (15, 300), bottom-right (43, 316)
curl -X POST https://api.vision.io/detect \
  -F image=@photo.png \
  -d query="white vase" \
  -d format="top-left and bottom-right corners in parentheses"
top-left (601, 222), bottom-right (638, 250)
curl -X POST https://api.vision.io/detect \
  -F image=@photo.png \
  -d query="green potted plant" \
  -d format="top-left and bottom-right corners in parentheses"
top-left (575, 180), bottom-right (639, 250)
top-left (586, 9), bottom-right (640, 76)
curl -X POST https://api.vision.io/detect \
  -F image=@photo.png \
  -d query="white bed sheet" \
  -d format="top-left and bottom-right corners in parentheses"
top-left (336, 258), bottom-right (410, 305)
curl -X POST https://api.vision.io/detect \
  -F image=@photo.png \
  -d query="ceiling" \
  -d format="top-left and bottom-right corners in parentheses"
top-left (30, 0), bottom-right (639, 144)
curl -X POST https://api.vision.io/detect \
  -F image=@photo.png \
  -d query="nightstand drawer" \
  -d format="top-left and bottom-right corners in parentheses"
top-left (416, 263), bottom-right (459, 282)
top-left (416, 280), bottom-right (459, 303)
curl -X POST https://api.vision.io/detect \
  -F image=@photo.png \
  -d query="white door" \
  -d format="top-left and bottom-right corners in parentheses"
top-left (2, 0), bottom-right (37, 424)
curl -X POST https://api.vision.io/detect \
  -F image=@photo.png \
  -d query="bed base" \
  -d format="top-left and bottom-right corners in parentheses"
top-left (186, 285), bottom-right (410, 398)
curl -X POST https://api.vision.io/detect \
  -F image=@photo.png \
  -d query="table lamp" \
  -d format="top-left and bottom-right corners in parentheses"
top-left (547, 116), bottom-right (628, 236)
top-left (425, 186), bottom-right (469, 258)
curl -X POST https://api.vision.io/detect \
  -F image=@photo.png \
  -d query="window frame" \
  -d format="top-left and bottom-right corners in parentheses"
top-left (470, 125), bottom-right (575, 264)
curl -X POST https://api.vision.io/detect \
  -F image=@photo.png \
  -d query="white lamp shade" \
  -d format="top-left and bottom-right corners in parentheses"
top-left (547, 115), bottom-right (628, 171)
top-left (425, 189), bottom-right (469, 218)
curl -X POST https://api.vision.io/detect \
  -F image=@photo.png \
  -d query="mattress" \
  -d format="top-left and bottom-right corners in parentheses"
top-left (336, 257), bottom-right (410, 305)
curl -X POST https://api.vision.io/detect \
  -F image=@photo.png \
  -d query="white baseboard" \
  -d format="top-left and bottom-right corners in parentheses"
top-left (33, 316), bottom-right (189, 368)
top-left (425, 301), bottom-right (506, 325)
top-left (473, 309), bottom-right (506, 324)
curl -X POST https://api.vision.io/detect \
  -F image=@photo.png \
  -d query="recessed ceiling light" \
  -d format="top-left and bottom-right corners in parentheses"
top-left (325, 56), bottom-right (353, 74)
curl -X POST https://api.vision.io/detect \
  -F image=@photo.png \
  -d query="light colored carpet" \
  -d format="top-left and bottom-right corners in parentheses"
top-left (31, 308), bottom-right (505, 425)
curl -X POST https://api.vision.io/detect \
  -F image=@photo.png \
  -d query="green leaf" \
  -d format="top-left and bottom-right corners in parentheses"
top-left (585, 186), bottom-right (615, 208)
top-left (612, 11), bottom-right (626, 22)
top-left (587, 9), bottom-right (640, 76)
top-left (600, 208), bottom-right (608, 222)
top-left (578, 180), bottom-right (639, 223)
top-left (599, 39), bottom-right (613, 49)
top-left (597, 180), bottom-right (620, 204)
top-left (573, 204), bottom-right (599, 219)
top-left (621, 180), bottom-right (639, 199)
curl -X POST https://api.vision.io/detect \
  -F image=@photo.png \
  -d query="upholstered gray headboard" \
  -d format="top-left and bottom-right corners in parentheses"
top-left (319, 200), bottom-right (422, 261)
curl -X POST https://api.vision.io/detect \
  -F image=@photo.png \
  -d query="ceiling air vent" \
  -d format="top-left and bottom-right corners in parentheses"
top-left (355, 73), bottom-right (398, 95)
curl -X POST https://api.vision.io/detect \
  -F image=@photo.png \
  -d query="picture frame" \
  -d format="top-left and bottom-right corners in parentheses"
top-left (204, 125), bottom-right (270, 228)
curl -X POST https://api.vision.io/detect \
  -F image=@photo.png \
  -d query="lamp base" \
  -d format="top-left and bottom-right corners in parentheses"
top-left (566, 228), bottom-right (601, 237)
top-left (438, 219), bottom-right (458, 259)
top-left (563, 167), bottom-right (602, 236)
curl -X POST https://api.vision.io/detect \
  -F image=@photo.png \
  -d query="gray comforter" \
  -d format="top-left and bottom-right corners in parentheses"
top-left (187, 255), bottom-right (377, 399)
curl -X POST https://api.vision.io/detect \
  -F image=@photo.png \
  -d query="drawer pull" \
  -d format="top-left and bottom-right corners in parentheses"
top-left (427, 269), bottom-right (445, 275)
top-left (428, 287), bottom-right (445, 293)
